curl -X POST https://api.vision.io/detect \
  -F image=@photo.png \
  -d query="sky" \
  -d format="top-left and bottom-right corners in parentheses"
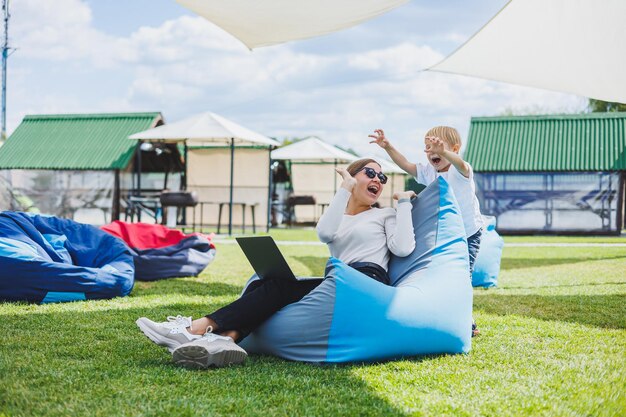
top-left (7, 0), bottom-right (586, 164)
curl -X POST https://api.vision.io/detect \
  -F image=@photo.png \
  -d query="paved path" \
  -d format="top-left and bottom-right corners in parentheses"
top-left (213, 239), bottom-right (324, 246)
top-left (212, 239), bottom-right (626, 247)
top-left (500, 243), bottom-right (626, 247)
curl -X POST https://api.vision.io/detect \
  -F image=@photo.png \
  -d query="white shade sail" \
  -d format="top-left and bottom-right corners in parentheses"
top-left (129, 111), bottom-right (280, 147)
top-left (429, 0), bottom-right (626, 103)
top-left (176, 0), bottom-right (409, 49)
top-left (271, 137), bottom-right (358, 163)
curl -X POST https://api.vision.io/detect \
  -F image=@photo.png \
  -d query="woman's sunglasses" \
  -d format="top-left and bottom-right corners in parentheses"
top-left (356, 167), bottom-right (388, 184)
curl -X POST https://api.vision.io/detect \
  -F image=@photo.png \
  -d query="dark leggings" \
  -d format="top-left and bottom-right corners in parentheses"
top-left (467, 228), bottom-right (483, 280)
top-left (207, 262), bottom-right (389, 340)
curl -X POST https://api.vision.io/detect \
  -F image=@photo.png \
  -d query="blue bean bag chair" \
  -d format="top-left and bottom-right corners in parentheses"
top-left (0, 212), bottom-right (134, 303)
top-left (472, 216), bottom-right (504, 288)
top-left (101, 221), bottom-right (216, 281)
top-left (239, 177), bottom-right (473, 363)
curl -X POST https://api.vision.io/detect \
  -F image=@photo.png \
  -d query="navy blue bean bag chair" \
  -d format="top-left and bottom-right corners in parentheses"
top-left (240, 177), bottom-right (473, 363)
top-left (101, 221), bottom-right (216, 281)
top-left (0, 212), bottom-right (134, 303)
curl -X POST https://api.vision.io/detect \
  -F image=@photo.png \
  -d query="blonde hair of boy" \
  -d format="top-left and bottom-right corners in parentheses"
top-left (425, 126), bottom-right (462, 148)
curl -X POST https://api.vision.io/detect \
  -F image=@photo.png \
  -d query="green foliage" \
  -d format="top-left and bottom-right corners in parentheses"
top-left (588, 99), bottom-right (626, 112)
top-left (1, 237), bottom-right (625, 416)
top-left (278, 138), bottom-right (299, 146)
top-left (405, 177), bottom-right (426, 195)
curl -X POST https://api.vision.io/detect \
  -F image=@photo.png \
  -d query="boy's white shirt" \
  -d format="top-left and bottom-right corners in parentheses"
top-left (416, 162), bottom-right (483, 237)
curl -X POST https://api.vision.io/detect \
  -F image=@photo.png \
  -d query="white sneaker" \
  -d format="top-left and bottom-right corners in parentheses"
top-left (172, 330), bottom-right (247, 369)
top-left (136, 315), bottom-right (202, 352)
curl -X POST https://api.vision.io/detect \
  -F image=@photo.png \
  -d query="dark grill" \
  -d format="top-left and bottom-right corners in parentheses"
top-left (160, 191), bottom-right (199, 207)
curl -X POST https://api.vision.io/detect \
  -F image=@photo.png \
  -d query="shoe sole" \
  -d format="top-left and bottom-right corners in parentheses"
top-left (136, 318), bottom-right (179, 353)
top-left (172, 345), bottom-right (247, 369)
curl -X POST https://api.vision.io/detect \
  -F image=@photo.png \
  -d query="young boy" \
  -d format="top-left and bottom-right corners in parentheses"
top-left (369, 127), bottom-right (483, 336)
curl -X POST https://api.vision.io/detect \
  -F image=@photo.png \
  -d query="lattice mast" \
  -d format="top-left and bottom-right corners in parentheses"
top-left (1, 0), bottom-right (10, 142)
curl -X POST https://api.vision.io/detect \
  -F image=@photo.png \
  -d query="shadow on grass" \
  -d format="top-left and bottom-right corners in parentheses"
top-left (293, 256), bottom-right (328, 277)
top-left (501, 254), bottom-right (626, 270)
top-left (474, 293), bottom-right (626, 329)
top-left (0, 306), bottom-right (410, 416)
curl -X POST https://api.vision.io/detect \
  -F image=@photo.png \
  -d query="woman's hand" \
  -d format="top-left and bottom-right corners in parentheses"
top-left (368, 129), bottom-right (390, 149)
top-left (336, 167), bottom-right (357, 192)
top-left (393, 190), bottom-right (417, 201)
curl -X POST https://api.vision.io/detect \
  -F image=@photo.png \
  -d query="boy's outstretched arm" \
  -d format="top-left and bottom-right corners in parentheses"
top-left (426, 137), bottom-right (470, 178)
top-left (368, 129), bottom-right (418, 177)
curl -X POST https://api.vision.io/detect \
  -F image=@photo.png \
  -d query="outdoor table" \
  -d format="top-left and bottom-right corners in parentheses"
top-left (124, 196), bottom-right (161, 223)
top-left (317, 203), bottom-right (329, 216)
top-left (197, 201), bottom-right (259, 234)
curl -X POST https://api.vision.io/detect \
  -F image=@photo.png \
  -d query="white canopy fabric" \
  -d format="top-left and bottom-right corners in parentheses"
top-left (271, 137), bottom-right (358, 163)
top-left (176, 0), bottom-right (409, 49)
top-left (428, 0), bottom-right (626, 103)
top-left (129, 111), bottom-right (280, 147)
top-left (129, 111), bottom-right (278, 235)
top-left (364, 156), bottom-right (406, 175)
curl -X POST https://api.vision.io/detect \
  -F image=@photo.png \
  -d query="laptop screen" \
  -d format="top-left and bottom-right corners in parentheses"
top-left (235, 236), bottom-right (297, 281)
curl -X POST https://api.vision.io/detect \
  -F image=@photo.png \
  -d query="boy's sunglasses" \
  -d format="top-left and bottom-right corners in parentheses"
top-left (356, 167), bottom-right (388, 184)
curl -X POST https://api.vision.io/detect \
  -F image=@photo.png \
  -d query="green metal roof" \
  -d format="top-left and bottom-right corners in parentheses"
top-left (465, 112), bottom-right (626, 172)
top-left (0, 112), bottom-right (163, 170)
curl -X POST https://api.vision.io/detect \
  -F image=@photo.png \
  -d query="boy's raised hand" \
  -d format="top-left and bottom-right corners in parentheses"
top-left (335, 167), bottom-right (357, 192)
top-left (368, 129), bottom-right (390, 149)
top-left (425, 136), bottom-right (446, 155)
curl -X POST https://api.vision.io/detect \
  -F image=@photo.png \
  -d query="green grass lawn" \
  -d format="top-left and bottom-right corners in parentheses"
top-left (211, 227), bottom-right (321, 242)
top-left (502, 235), bottom-right (626, 244)
top-left (1, 237), bottom-right (625, 416)
top-left (213, 227), bottom-right (626, 243)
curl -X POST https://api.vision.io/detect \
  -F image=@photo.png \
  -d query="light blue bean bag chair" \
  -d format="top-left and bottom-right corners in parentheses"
top-left (240, 177), bottom-right (472, 363)
top-left (472, 216), bottom-right (504, 288)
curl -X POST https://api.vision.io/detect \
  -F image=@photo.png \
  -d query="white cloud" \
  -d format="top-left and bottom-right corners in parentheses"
top-left (119, 29), bottom-right (583, 164)
top-left (7, 0), bottom-right (586, 164)
top-left (130, 15), bottom-right (244, 60)
top-left (12, 0), bottom-right (136, 67)
top-left (347, 43), bottom-right (442, 73)
top-left (127, 74), bottom-right (203, 104)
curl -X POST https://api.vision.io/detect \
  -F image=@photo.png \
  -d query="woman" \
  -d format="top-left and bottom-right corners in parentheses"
top-left (136, 158), bottom-right (416, 368)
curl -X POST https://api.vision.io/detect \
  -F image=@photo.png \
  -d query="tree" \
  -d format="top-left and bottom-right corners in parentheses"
top-left (277, 137), bottom-right (306, 147)
top-left (588, 99), bottom-right (626, 112)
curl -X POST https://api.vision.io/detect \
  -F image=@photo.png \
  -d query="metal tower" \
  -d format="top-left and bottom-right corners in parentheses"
top-left (1, 0), bottom-right (9, 142)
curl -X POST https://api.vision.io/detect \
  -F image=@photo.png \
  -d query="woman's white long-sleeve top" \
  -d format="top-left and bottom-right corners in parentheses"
top-left (315, 188), bottom-right (415, 271)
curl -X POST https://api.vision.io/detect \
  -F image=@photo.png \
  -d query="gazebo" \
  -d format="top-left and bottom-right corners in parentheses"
top-left (270, 137), bottom-right (407, 223)
top-left (130, 111), bottom-right (280, 235)
top-left (270, 137), bottom-right (357, 223)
